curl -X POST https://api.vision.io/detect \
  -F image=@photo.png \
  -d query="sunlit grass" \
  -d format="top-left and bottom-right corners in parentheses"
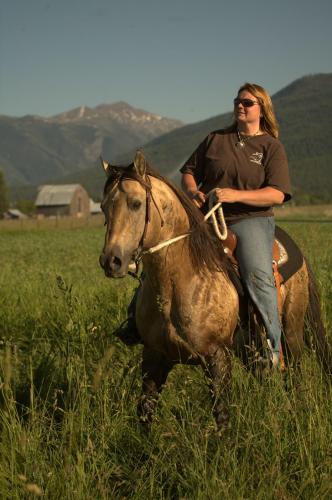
top-left (0, 223), bottom-right (331, 498)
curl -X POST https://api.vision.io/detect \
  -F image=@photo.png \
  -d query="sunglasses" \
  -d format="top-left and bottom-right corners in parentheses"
top-left (233, 98), bottom-right (259, 108)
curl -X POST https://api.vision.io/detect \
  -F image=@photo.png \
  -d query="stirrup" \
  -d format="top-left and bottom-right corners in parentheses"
top-left (113, 317), bottom-right (142, 346)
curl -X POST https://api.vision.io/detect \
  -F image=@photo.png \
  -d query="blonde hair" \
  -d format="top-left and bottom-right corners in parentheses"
top-left (231, 82), bottom-right (279, 138)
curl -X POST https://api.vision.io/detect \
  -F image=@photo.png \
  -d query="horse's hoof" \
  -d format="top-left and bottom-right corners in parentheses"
top-left (137, 396), bottom-right (156, 429)
top-left (214, 407), bottom-right (230, 432)
top-left (138, 418), bottom-right (152, 434)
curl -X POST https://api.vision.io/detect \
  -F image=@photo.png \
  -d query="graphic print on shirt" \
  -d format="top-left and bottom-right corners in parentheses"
top-left (250, 152), bottom-right (263, 166)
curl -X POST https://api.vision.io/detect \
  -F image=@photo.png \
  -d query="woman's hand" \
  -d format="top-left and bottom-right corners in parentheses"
top-left (191, 190), bottom-right (206, 208)
top-left (181, 173), bottom-right (206, 208)
top-left (214, 188), bottom-right (241, 203)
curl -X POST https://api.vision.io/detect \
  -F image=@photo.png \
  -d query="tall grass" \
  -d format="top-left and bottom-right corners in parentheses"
top-left (0, 224), bottom-right (331, 499)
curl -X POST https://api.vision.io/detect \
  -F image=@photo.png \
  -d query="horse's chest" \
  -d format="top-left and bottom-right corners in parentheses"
top-left (138, 276), bottom-right (238, 357)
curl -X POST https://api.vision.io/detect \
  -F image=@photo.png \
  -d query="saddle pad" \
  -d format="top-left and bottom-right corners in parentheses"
top-left (275, 225), bottom-right (304, 283)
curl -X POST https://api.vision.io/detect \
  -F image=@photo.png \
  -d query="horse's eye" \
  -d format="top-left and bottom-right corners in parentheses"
top-left (129, 199), bottom-right (142, 211)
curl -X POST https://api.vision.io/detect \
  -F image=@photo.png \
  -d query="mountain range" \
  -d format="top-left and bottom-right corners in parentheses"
top-left (0, 102), bottom-right (183, 186)
top-left (3, 73), bottom-right (332, 204)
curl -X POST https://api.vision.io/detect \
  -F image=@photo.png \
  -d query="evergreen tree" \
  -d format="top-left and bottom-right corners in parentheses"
top-left (0, 170), bottom-right (9, 218)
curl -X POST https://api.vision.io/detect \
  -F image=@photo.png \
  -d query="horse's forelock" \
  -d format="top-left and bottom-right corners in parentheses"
top-left (103, 164), bottom-right (135, 195)
top-left (104, 169), bottom-right (154, 201)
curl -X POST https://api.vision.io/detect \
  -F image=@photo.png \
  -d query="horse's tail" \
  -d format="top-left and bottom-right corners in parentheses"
top-left (305, 257), bottom-right (332, 376)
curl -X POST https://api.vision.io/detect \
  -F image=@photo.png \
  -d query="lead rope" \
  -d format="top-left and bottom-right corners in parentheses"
top-left (204, 189), bottom-right (228, 241)
top-left (142, 189), bottom-right (227, 256)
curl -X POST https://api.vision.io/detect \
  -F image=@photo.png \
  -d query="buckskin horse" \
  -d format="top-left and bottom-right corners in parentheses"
top-left (99, 151), bottom-right (331, 431)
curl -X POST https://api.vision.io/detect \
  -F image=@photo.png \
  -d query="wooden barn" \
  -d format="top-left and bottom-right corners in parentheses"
top-left (35, 184), bottom-right (90, 218)
top-left (4, 208), bottom-right (28, 220)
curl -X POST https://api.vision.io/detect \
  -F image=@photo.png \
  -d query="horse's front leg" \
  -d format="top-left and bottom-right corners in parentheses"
top-left (205, 346), bottom-right (232, 432)
top-left (137, 347), bottom-right (173, 429)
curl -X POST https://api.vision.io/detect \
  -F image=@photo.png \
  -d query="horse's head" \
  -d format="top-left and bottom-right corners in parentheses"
top-left (99, 151), bottom-right (154, 278)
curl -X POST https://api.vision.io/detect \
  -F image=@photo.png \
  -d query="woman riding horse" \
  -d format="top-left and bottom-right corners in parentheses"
top-left (181, 82), bottom-right (291, 368)
top-left (115, 83), bottom-right (290, 367)
top-left (99, 148), bottom-right (329, 430)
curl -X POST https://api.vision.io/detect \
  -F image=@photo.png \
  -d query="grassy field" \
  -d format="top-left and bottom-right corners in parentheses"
top-left (0, 221), bottom-right (331, 499)
top-left (274, 205), bottom-right (332, 220)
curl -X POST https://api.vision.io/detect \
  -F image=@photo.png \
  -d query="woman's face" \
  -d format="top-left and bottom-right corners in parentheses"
top-left (234, 90), bottom-right (262, 128)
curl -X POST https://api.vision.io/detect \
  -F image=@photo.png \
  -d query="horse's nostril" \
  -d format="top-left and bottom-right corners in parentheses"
top-left (111, 255), bottom-right (122, 271)
top-left (100, 251), bottom-right (123, 276)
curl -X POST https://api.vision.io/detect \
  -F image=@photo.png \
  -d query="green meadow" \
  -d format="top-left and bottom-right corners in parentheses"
top-left (0, 221), bottom-right (331, 499)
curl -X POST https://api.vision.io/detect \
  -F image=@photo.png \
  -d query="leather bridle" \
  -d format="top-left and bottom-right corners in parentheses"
top-left (103, 171), bottom-right (164, 274)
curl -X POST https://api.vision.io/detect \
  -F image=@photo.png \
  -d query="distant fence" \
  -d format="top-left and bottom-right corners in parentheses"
top-left (274, 204), bottom-right (332, 219)
top-left (1, 206), bottom-right (331, 231)
top-left (0, 214), bottom-right (105, 231)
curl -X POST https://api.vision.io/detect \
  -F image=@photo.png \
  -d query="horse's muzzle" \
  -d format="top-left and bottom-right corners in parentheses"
top-left (99, 251), bottom-right (127, 278)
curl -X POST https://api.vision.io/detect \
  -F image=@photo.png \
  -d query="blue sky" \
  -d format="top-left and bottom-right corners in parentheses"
top-left (1, 0), bottom-right (331, 123)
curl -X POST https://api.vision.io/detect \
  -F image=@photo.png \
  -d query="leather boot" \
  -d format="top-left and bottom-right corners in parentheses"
top-left (113, 317), bottom-right (142, 346)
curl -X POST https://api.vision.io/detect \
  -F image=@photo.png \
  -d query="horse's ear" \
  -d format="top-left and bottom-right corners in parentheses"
top-left (133, 150), bottom-right (147, 177)
top-left (100, 156), bottom-right (116, 177)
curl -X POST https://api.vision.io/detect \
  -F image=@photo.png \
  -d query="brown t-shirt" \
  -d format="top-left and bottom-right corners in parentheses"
top-left (180, 129), bottom-right (292, 223)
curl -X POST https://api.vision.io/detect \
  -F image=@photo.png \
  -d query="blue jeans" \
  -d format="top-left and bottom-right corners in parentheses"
top-left (229, 217), bottom-right (281, 356)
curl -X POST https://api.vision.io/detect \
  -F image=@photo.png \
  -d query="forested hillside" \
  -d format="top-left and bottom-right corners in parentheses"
top-left (8, 74), bottom-right (332, 204)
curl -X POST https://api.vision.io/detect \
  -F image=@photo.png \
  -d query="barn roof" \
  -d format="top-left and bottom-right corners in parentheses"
top-left (5, 209), bottom-right (28, 219)
top-left (35, 184), bottom-right (82, 206)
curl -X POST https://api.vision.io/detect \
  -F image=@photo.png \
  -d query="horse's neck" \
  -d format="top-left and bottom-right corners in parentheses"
top-left (149, 176), bottom-right (190, 241)
top-left (142, 176), bottom-right (191, 277)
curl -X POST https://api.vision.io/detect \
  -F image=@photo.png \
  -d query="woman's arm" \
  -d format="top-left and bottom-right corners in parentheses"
top-left (214, 186), bottom-right (285, 206)
top-left (182, 175), bottom-right (284, 207)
